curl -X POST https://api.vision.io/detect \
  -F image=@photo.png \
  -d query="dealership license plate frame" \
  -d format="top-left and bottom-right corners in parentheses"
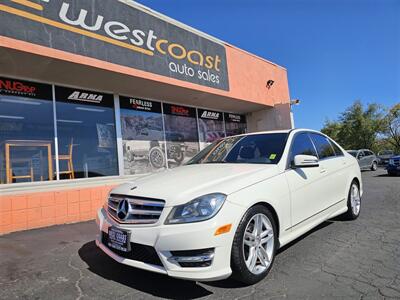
top-left (107, 227), bottom-right (131, 252)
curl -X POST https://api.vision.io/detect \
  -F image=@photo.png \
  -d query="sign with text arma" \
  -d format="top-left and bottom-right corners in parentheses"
top-left (0, 0), bottom-right (229, 91)
top-left (55, 86), bottom-right (114, 107)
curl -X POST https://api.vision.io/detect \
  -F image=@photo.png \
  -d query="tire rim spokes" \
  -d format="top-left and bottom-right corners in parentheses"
top-left (350, 184), bottom-right (361, 215)
top-left (243, 214), bottom-right (274, 274)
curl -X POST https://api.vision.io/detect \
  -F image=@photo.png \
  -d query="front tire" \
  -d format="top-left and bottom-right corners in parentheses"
top-left (371, 161), bottom-right (377, 171)
top-left (231, 205), bottom-right (277, 285)
top-left (343, 181), bottom-right (361, 220)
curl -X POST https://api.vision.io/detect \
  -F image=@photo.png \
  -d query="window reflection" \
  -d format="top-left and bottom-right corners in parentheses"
top-left (224, 113), bottom-right (247, 136)
top-left (0, 77), bottom-right (54, 184)
top-left (163, 103), bottom-right (199, 168)
top-left (55, 87), bottom-right (118, 179)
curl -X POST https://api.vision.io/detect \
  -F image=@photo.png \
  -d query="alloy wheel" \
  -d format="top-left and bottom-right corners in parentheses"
top-left (242, 213), bottom-right (274, 275)
top-left (350, 184), bottom-right (361, 215)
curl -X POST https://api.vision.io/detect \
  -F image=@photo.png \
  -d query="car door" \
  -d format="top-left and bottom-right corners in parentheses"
top-left (309, 133), bottom-right (347, 211)
top-left (366, 151), bottom-right (375, 167)
top-left (284, 132), bottom-right (327, 228)
top-left (357, 151), bottom-right (368, 169)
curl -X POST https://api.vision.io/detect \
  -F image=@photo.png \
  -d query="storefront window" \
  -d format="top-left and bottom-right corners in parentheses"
top-left (0, 77), bottom-right (55, 184)
top-left (55, 86), bottom-right (118, 179)
top-left (120, 97), bottom-right (165, 174)
top-left (224, 113), bottom-right (247, 136)
top-left (197, 108), bottom-right (225, 150)
top-left (163, 103), bottom-right (199, 168)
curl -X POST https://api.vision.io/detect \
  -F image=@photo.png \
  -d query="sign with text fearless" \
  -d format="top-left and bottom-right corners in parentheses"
top-left (0, 0), bottom-right (229, 91)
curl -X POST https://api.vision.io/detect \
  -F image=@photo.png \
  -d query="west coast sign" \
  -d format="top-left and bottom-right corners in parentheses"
top-left (0, 0), bottom-right (229, 90)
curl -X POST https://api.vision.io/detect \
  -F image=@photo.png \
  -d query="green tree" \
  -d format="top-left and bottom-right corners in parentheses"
top-left (383, 103), bottom-right (400, 153)
top-left (321, 100), bottom-right (386, 151)
top-left (321, 120), bottom-right (341, 142)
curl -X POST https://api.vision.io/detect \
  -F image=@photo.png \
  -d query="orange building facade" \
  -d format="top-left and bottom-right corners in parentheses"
top-left (0, 0), bottom-right (292, 235)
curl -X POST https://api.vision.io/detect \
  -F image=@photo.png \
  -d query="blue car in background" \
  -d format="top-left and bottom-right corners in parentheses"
top-left (387, 155), bottom-right (400, 176)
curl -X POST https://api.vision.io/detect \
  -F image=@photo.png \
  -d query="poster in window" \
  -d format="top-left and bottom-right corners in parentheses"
top-left (97, 123), bottom-right (115, 148)
top-left (120, 96), bottom-right (165, 175)
top-left (197, 108), bottom-right (225, 150)
top-left (224, 113), bottom-right (247, 136)
top-left (163, 103), bottom-right (199, 168)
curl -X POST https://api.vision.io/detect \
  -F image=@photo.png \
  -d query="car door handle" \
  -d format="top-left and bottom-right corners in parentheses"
top-left (320, 168), bottom-right (327, 173)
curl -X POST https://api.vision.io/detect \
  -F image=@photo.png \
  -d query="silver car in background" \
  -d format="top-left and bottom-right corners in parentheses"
top-left (347, 149), bottom-right (378, 171)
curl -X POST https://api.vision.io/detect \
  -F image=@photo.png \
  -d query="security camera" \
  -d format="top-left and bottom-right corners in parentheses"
top-left (266, 80), bottom-right (274, 89)
top-left (290, 99), bottom-right (301, 106)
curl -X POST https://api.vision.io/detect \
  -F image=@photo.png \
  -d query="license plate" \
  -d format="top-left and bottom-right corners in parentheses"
top-left (107, 227), bottom-right (130, 252)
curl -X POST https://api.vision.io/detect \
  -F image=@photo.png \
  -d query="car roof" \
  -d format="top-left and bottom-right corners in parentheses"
top-left (232, 128), bottom-right (325, 137)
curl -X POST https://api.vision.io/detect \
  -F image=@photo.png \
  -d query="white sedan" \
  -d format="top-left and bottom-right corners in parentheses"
top-left (96, 129), bottom-right (362, 284)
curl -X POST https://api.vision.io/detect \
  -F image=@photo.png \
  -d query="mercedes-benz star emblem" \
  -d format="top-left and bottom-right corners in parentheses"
top-left (117, 199), bottom-right (130, 221)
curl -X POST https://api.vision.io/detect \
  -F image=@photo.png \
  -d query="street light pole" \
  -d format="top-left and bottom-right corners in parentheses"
top-left (289, 99), bottom-right (300, 129)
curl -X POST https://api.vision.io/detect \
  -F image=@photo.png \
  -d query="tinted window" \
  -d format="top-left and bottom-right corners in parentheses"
top-left (289, 133), bottom-right (317, 166)
top-left (310, 134), bottom-right (335, 159)
top-left (55, 86), bottom-right (118, 179)
top-left (329, 139), bottom-right (344, 156)
top-left (0, 78), bottom-right (55, 184)
top-left (187, 133), bottom-right (288, 165)
top-left (365, 150), bottom-right (374, 156)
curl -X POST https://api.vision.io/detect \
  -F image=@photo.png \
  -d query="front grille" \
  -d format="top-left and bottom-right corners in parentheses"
top-left (108, 194), bottom-right (165, 224)
top-left (102, 232), bottom-right (163, 266)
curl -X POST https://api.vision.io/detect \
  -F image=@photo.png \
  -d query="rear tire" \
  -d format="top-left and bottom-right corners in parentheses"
top-left (343, 180), bottom-right (361, 220)
top-left (231, 205), bottom-right (277, 285)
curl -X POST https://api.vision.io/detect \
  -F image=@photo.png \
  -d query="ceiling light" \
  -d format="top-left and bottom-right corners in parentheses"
top-left (0, 98), bottom-right (41, 105)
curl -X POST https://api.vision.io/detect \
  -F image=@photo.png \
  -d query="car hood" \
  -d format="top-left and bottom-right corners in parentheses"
top-left (111, 164), bottom-right (281, 207)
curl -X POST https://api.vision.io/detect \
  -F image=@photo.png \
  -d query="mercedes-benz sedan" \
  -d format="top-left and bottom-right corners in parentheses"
top-left (96, 129), bottom-right (362, 284)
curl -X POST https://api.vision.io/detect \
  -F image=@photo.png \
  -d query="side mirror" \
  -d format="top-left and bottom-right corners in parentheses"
top-left (293, 155), bottom-right (319, 168)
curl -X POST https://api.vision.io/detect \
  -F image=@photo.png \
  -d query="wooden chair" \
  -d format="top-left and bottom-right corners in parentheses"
top-left (58, 138), bottom-right (75, 179)
top-left (9, 158), bottom-right (34, 183)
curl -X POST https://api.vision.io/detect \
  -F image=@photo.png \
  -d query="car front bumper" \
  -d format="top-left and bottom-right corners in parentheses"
top-left (95, 202), bottom-right (243, 281)
top-left (387, 164), bottom-right (400, 174)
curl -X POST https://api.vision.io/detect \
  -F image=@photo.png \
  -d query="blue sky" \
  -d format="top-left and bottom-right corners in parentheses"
top-left (136, 0), bottom-right (399, 130)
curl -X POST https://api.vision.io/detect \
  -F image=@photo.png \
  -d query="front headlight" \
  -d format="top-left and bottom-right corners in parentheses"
top-left (165, 193), bottom-right (226, 224)
top-left (389, 159), bottom-right (394, 165)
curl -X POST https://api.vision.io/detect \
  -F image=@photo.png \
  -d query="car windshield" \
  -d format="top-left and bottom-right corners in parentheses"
top-left (378, 150), bottom-right (393, 156)
top-left (187, 133), bottom-right (288, 165)
top-left (347, 151), bottom-right (357, 157)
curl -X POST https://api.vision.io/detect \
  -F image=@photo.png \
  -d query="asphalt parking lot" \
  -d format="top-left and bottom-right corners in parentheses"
top-left (1, 168), bottom-right (399, 300)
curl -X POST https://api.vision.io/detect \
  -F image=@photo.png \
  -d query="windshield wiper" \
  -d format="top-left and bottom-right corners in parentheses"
top-left (202, 161), bottom-right (228, 164)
